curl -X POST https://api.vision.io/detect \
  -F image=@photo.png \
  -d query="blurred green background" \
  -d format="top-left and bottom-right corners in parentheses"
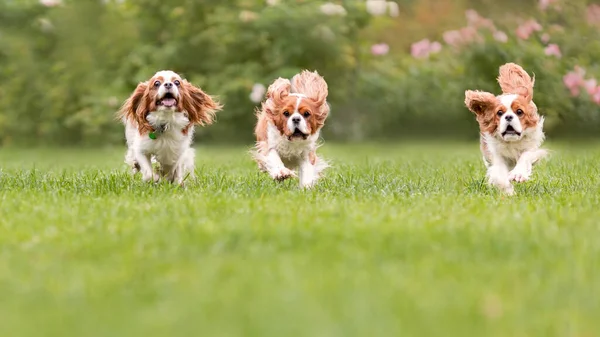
top-left (0, 0), bottom-right (599, 146)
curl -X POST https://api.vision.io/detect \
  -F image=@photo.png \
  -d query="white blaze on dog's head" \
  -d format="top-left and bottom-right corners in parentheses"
top-left (286, 93), bottom-right (310, 138)
top-left (498, 94), bottom-right (523, 141)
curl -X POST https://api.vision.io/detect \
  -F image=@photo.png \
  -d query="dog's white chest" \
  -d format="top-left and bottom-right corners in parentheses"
top-left (267, 123), bottom-right (318, 161)
top-left (132, 110), bottom-right (192, 165)
top-left (495, 141), bottom-right (530, 161)
top-left (142, 131), bottom-right (187, 163)
top-left (486, 122), bottom-right (545, 163)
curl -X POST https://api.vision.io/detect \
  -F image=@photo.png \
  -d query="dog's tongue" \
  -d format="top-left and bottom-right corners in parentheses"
top-left (161, 98), bottom-right (176, 107)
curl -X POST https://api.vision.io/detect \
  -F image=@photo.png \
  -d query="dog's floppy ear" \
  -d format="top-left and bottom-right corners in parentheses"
top-left (465, 90), bottom-right (497, 115)
top-left (118, 82), bottom-right (147, 120)
top-left (291, 70), bottom-right (329, 118)
top-left (498, 63), bottom-right (534, 102)
top-left (118, 82), bottom-right (153, 134)
top-left (266, 78), bottom-right (291, 106)
top-left (180, 80), bottom-right (222, 126)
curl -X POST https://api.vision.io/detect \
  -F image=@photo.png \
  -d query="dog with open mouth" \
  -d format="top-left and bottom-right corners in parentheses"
top-left (252, 70), bottom-right (330, 188)
top-left (465, 63), bottom-right (548, 195)
top-left (118, 70), bottom-right (222, 185)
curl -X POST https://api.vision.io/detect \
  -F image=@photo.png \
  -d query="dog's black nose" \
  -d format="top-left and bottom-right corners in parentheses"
top-left (292, 116), bottom-right (301, 124)
top-left (164, 82), bottom-right (173, 89)
top-left (505, 115), bottom-right (513, 122)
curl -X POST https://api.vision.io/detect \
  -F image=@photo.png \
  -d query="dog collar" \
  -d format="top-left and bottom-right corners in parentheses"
top-left (149, 123), bottom-right (167, 140)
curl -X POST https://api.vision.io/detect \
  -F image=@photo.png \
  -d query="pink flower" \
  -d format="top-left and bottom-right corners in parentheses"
top-left (584, 82), bottom-right (600, 104)
top-left (443, 30), bottom-right (462, 47)
top-left (459, 26), bottom-right (481, 44)
top-left (429, 41), bottom-right (442, 54)
top-left (584, 79), bottom-right (598, 96)
top-left (442, 27), bottom-right (481, 48)
top-left (493, 31), bottom-right (508, 43)
top-left (530, 19), bottom-right (543, 31)
top-left (411, 39), bottom-right (431, 59)
top-left (587, 5), bottom-right (600, 26)
top-left (371, 43), bottom-right (389, 56)
top-left (540, 33), bottom-right (550, 44)
top-left (544, 44), bottom-right (561, 58)
top-left (563, 67), bottom-right (586, 97)
top-left (539, 0), bottom-right (558, 11)
top-left (479, 18), bottom-right (496, 31)
top-left (515, 27), bottom-right (529, 40)
top-left (592, 86), bottom-right (600, 105)
top-left (563, 66), bottom-right (600, 101)
top-left (465, 9), bottom-right (496, 31)
top-left (516, 19), bottom-right (542, 40)
top-left (465, 9), bottom-right (481, 25)
top-left (410, 39), bottom-right (442, 59)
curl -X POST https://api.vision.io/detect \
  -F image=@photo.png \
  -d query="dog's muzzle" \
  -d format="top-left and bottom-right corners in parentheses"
top-left (157, 92), bottom-right (177, 108)
top-left (502, 125), bottom-right (521, 137)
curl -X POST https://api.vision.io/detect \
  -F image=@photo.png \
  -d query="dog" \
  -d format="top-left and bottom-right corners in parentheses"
top-left (252, 70), bottom-right (330, 188)
top-left (118, 70), bottom-right (222, 185)
top-left (465, 63), bottom-right (548, 195)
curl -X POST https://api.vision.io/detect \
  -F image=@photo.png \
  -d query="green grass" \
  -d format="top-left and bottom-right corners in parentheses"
top-left (1, 142), bottom-right (599, 337)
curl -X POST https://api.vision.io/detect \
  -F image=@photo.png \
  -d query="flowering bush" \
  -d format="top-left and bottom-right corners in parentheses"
top-left (0, 0), bottom-right (598, 145)
top-left (392, 0), bottom-right (600, 135)
top-left (0, 0), bottom-right (373, 145)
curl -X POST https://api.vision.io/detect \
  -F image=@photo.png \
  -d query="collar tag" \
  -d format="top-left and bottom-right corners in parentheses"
top-left (149, 123), bottom-right (167, 139)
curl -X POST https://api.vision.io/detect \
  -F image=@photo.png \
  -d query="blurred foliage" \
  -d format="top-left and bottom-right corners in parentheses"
top-left (0, 0), bottom-right (599, 146)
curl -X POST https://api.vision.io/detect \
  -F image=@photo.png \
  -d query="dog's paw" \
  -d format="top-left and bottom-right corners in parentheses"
top-left (300, 179), bottom-right (317, 189)
top-left (142, 172), bottom-right (160, 183)
top-left (299, 174), bottom-right (318, 189)
top-left (502, 185), bottom-right (515, 196)
top-left (272, 168), bottom-right (296, 182)
top-left (141, 172), bottom-right (152, 182)
top-left (508, 167), bottom-right (531, 183)
top-left (174, 175), bottom-right (186, 187)
top-left (131, 162), bottom-right (141, 175)
top-left (491, 179), bottom-right (514, 196)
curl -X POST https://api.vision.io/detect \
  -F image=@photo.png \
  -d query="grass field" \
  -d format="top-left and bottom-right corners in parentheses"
top-left (1, 141), bottom-right (599, 337)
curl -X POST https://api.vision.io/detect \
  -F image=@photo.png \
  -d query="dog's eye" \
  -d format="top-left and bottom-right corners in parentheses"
top-left (497, 110), bottom-right (503, 116)
top-left (174, 80), bottom-right (180, 86)
top-left (283, 111), bottom-right (290, 117)
top-left (303, 111), bottom-right (311, 117)
top-left (516, 109), bottom-right (524, 116)
top-left (154, 81), bottom-right (161, 87)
